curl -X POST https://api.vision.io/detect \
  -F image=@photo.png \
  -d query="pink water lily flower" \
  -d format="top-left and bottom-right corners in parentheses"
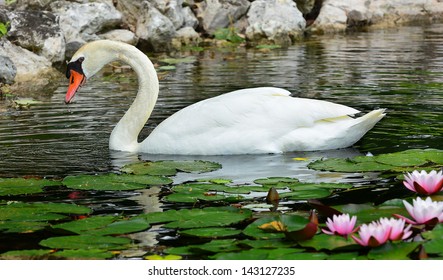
top-left (322, 213), bottom-right (358, 237)
top-left (394, 197), bottom-right (443, 227)
top-left (378, 217), bottom-right (412, 241)
top-left (403, 170), bottom-right (443, 195)
top-left (351, 221), bottom-right (390, 247)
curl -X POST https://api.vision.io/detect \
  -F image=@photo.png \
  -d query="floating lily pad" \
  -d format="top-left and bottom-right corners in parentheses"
top-left (63, 173), bottom-right (171, 191)
top-left (308, 158), bottom-right (394, 173)
top-left (52, 249), bottom-right (114, 259)
top-left (238, 239), bottom-right (293, 249)
top-left (0, 202), bottom-right (91, 222)
top-left (242, 215), bottom-right (286, 239)
top-left (158, 65), bottom-right (176, 71)
top-left (253, 177), bottom-right (300, 187)
top-left (145, 254), bottom-right (182, 260)
top-left (374, 149), bottom-right (443, 166)
top-left (121, 160), bottom-right (222, 176)
top-left (13, 98), bottom-right (42, 108)
top-left (191, 239), bottom-right (240, 254)
top-left (165, 182), bottom-right (246, 203)
top-left (213, 248), bottom-right (327, 260)
top-left (159, 56), bottom-right (196, 65)
top-left (308, 149), bottom-right (443, 173)
top-left (139, 207), bottom-right (252, 229)
top-left (40, 235), bottom-right (131, 250)
top-left (52, 216), bottom-right (150, 236)
top-left (422, 224), bottom-right (443, 255)
top-left (0, 178), bottom-right (60, 196)
top-left (279, 188), bottom-right (332, 200)
top-left (336, 203), bottom-right (407, 223)
top-left (298, 233), bottom-right (357, 251)
top-left (0, 220), bottom-right (48, 233)
top-left (1, 249), bottom-right (54, 259)
top-left (179, 227), bottom-right (242, 238)
top-left (367, 242), bottom-right (421, 260)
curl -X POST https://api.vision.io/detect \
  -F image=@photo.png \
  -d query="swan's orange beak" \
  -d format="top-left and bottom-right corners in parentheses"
top-left (65, 70), bottom-right (86, 104)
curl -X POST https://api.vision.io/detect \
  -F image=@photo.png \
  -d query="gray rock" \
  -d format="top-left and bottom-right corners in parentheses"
top-left (4, 9), bottom-right (65, 63)
top-left (50, 1), bottom-right (122, 43)
top-left (115, 0), bottom-right (143, 32)
top-left (309, 0), bottom-right (443, 33)
top-left (182, 6), bottom-right (199, 29)
top-left (0, 39), bottom-right (60, 92)
top-left (171, 26), bottom-right (201, 49)
top-left (135, 2), bottom-right (176, 51)
top-left (194, 0), bottom-right (250, 34)
top-left (0, 54), bottom-right (16, 84)
top-left (246, 0), bottom-right (306, 47)
top-left (99, 29), bottom-right (138, 45)
top-left (162, 0), bottom-right (185, 29)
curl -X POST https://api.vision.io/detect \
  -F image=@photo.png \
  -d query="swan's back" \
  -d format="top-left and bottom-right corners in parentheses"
top-left (140, 87), bottom-right (384, 155)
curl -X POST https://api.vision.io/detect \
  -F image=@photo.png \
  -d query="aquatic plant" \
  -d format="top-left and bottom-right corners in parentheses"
top-left (395, 197), bottom-right (443, 227)
top-left (322, 213), bottom-right (358, 238)
top-left (378, 217), bottom-right (412, 241)
top-left (351, 221), bottom-right (391, 247)
top-left (403, 170), bottom-right (443, 195)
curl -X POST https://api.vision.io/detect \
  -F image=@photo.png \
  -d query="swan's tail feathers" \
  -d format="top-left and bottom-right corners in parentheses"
top-left (351, 108), bottom-right (386, 130)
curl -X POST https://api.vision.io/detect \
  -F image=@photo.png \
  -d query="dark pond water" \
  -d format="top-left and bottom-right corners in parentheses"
top-left (0, 24), bottom-right (442, 259)
top-left (0, 24), bottom-right (441, 182)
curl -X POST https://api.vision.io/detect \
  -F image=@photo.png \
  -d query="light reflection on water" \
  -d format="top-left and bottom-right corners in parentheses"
top-left (0, 24), bottom-right (442, 184)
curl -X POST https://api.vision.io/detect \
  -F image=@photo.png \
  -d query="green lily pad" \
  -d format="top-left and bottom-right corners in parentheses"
top-left (308, 149), bottom-right (443, 173)
top-left (159, 56), bottom-right (196, 65)
top-left (1, 249), bottom-right (54, 259)
top-left (63, 173), bottom-right (171, 191)
top-left (139, 207), bottom-right (252, 229)
top-left (326, 252), bottom-right (362, 260)
top-left (367, 242), bottom-right (421, 260)
top-left (423, 238), bottom-right (443, 255)
top-left (121, 160), bottom-right (222, 176)
top-left (13, 98), bottom-right (42, 108)
top-left (190, 239), bottom-right (240, 254)
top-left (374, 149), bottom-right (443, 166)
top-left (213, 248), bottom-right (327, 260)
top-left (336, 203), bottom-right (407, 223)
top-left (308, 158), bottom-right (394, 173)
top-left (238, 239), bottom-right (293, 249)
top-left (0, 202), bottom-right (91, 222)
top-left (298, 234), bottom-right (357, 251)
top-left (0, 220), bottom-right (48, 233)
top-left (242, 215), bottom-right (286, 240)
top-left (52, 249), bottom-right (114, 259)
top-left (179, 227), bottom-right (242, 238)
top-left (165, 182), bottom-right (245, 203)
top-left (422, 224), bottom-right (443, 255)
top-left (253, 177), bottom-right (300, 186)
top-left (158, 65), bottom-right (176, 71)
top-left (279, 188), bottom-right (332, 200)
top-left (145, 254), bottom-right (182, 260)
top-left (52, 216), bottom-right (150, 236)
top-left (289, 182), bottom-right (353, 190)
top-left (40, 235), bottom-right (131, 250)
top-left (0, 178), bottom-right (60, 196)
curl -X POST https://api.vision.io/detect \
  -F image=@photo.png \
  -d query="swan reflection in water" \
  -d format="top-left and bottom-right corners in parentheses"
top-left (110, 148), bottom-right (373, 185)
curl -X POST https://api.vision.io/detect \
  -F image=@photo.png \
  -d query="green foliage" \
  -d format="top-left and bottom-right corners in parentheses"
top-left (213, 27), bottom-right (245, 44)
top-left (0, 22), bottom-right (9, 38)
top-left (308, 148), bottom-right (443, 173)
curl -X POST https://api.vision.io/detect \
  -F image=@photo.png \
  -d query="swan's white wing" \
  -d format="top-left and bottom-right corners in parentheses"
top-left (141, 87), bottom-right (365, 154)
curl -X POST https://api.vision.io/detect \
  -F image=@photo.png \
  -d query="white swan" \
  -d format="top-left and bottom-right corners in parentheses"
top-left (65, 40), bottom-right (385, 155)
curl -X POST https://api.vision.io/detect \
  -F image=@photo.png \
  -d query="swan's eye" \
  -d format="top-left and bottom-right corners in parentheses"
top-left (66, 57), bottom-right (85, 79)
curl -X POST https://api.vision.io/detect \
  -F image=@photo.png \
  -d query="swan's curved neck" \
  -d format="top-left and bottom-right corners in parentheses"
top-left (108, 44), bottom-right (159, 152)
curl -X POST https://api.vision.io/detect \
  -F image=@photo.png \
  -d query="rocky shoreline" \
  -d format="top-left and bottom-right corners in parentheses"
top-left (1, 0), bottom-right (443, 94)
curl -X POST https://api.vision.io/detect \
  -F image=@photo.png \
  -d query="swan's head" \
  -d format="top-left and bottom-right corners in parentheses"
top-left (65, 40), bottom-right (118, 103)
